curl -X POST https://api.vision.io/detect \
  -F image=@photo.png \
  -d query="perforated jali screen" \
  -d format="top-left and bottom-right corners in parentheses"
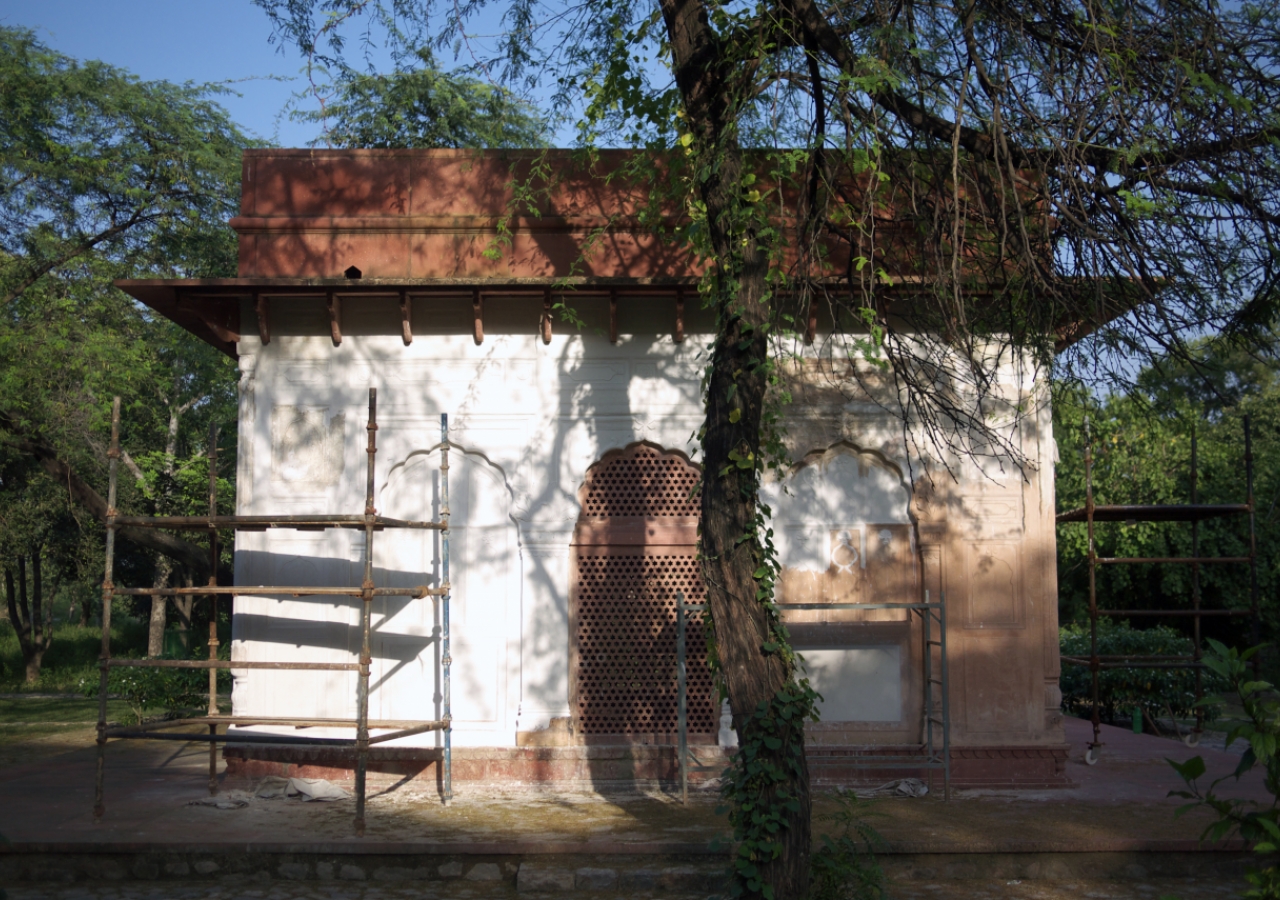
top-left (573, 445), bottom-right (716, 740)
top-left (575, 553), bottom-right (716, 737)
top-left (580, 445), bottom-right (701, 518)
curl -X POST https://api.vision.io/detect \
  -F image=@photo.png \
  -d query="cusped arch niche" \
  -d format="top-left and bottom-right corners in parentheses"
top-left (570, 442), bottom-right (716, 743)
top-left (372, 448), bottom-right (519, 745)
top-left (761, 444), bottom-right (918, 727)
top-left (759, 443), bottom-right (916, 605)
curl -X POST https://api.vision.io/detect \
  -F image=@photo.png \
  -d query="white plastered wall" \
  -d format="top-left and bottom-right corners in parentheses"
top-left (229, 303), bottom-right (1057, 748)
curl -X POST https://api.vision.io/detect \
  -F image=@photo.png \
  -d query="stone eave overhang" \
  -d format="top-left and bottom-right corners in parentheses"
top-left (116, 276), bottom-right (706, 359)
top-left (116, 274), bottom-right (1122, 360)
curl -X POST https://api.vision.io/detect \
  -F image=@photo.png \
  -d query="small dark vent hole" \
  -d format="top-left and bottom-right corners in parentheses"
top-left (344, 265), bottom-right (362, 279)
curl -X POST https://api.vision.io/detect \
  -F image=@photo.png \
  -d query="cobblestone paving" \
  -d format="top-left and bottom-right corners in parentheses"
top-left (3, 879), bottom-right (1247, 900)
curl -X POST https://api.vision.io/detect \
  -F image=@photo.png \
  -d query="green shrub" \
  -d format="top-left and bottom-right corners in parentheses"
top-left (0, 618), bottom-right (148, 691)
top-left (1060, 620), bottom-right (1228, 723)
top-left (78, 647), bottom-right (231, 724)
top-left (809, 790), bottom-right (885, 900)
top-left (1168, 640), bottom-right (1280, 899)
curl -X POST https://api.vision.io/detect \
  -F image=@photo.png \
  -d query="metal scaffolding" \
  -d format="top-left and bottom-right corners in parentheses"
top-left (675, 590), bottom-right (950, 801)
top-left (94, 389), bottom-right (454, 834)
top-left (1056, 415), bottom-right (1260, 764)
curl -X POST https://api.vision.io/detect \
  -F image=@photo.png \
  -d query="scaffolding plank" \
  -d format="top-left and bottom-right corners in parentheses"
top-left (1056, 503), bottom-right (1249, 523)
top-left (113, 585), bottom-right (441, 597)
top-left (109, 514), bottom-right (444, 530)
top-left (108, 659), bottom-right (360, 671)
top-left (1096, 555), bottom-right (1251, 564)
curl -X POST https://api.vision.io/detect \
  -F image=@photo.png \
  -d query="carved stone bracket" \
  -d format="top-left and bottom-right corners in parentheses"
top-left (399, 291), bottom-right (412, 345)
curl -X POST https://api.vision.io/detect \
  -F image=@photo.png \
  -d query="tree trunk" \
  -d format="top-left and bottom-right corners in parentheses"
top-left (31, 549), bottom-right (44, 651)
top-left (17, 556), bottom-right (28, 640)
top-left (4, 566), bottom-right (16, 633)
top-left (659, 1), bottom-right (812, 895)
top-left (148, 555), bottom-right (172, 658)
top-left (146, 396), bottom-right (190, 658)
top-left (696, 208), bottom-right (813, 898)
top-left (7, 555), bottom-right (51, 684)
top-left (175, 568), bottom-right (194, 640)
top-left (24, 644), bottom-right (45, 684)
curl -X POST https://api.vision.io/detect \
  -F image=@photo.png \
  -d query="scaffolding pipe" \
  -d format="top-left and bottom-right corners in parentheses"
top-left (1084, 417), bottom-right (1102, 757)
top-left (354, 388), bottom-right (377, 836)
top-left (1189, 430), bottom-right (1204, 740)
top-left (94, 397), bottom-right (121, 822)
top-left (676, 590), bottom-right (688, 804)
top-left (206, 421), bottom-right (220, 795)
top-left (90, 390), bottom-right (455, 833)
top-left (1069, 416), bottom-right (1261, 765)
top-left (441, 413), bottom-right (453, 807)
top-left (1247, 415), bottom-right (1261, 675)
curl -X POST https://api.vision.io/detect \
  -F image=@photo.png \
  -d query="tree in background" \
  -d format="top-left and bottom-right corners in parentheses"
top-left (0, 27), bottom-right (249, 674)
top-left (0, 27), bottom-right (245, 306)
top-left (254, 2), bottom-right (1280, 895)
top-left (0, 451), bottom-right (85, 682)
top-left (1055, 340), bottom-right (1280, 651)
top-left (297, 47), bottom-right (548, 148)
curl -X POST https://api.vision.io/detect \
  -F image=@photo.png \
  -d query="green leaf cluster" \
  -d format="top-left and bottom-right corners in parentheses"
top-left (0, 26), bottom-right (254, 304)
top-left (718, 682), bottom-right (821, 900)
top-left (1167, 640), bottom-right (1280, 897)
top-left (809, 790), bottom-right (887, 900)
top-left (0, 29), bottom-right (248, 642)
top-left (297, 48), bottom-right (548, 149)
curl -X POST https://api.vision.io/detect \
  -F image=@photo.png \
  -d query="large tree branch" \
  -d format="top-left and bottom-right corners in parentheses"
top-left (785, 0), bottom-right (1280, 179)
top-left (0, 208), bottom-right (150, 307)
top-left (7, 436), bottom-right (211, 580)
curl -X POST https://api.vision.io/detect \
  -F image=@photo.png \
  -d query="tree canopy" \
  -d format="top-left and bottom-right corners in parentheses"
top-left (0, 26), bottom-right (249, 307)
top-left (296, 47), bottom-right (549, 148)
top-left (0, 28), bottom-right (250, 679)
top-left (248, 2), bottom-right (1280, 896)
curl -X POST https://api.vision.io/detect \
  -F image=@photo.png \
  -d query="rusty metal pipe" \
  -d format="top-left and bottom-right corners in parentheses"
top-left (108, 659), bottom-right (359, 671)
top-left (94, 396), bottom-right (121, 822)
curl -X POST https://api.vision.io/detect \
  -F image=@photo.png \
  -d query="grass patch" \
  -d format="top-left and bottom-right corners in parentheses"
top-left (0, 617), bottom-right (149, 692)
top-left (0, 696), bottom-right (139, 724)
top-left (0, 695), bottom-right (167, 769)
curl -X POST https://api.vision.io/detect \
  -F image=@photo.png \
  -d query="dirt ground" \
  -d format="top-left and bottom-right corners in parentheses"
top-left (0, 701), bottom-right (1269, 898)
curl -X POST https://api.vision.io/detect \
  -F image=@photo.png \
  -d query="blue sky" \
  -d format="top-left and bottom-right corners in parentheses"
top-left (0, 0), bottom-right (335, 147)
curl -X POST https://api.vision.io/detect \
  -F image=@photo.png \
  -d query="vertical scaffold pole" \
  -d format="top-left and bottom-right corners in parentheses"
top-left (94, 397), bottom-right (121, 822)
top-left (206, 422), bottom-right (220, 795)
top-left (1084, 416), bottom-right (1102, 757)
top-left (355, 388), bottom-right (377, 836)
top-left (1245, 415), bottom-right (1260, 676)
top-left (676, 591), bottom-right (688, 804)
top-left (939, 591), bottom-right (951, 801)
top-left (922, 592), bottom-right (933, 795)
top-left (440, 413), bottom-right (453, 807)
top-left (1191, 429), bottom-right (1204, 740)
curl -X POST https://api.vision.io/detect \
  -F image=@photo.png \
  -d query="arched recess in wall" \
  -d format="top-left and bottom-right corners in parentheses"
top-left (373, 447), bottom-right (520, 745)
top-left (760, 443), bottom-right (916, 597)
top-left (569, 442), bottom-right (717, 744)
top-left (760, 443), bottom-right (919, 728)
